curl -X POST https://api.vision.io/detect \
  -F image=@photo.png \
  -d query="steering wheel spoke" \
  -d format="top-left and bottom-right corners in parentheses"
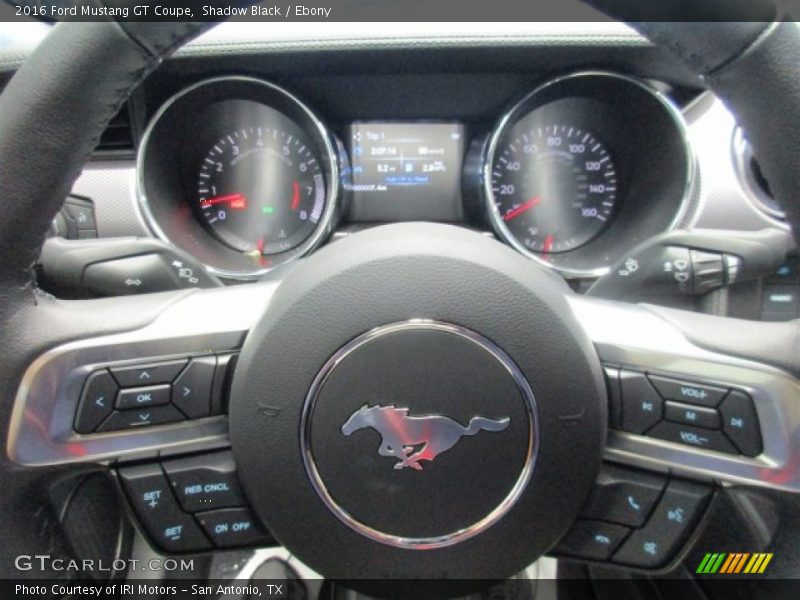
top-left (8, 282), bottom-right (277, 466)
top-left (568, 294), bottom-right (800, 492)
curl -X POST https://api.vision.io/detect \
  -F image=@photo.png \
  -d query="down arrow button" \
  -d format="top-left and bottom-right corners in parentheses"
top-left (172, 356), bottom-right (216, 419)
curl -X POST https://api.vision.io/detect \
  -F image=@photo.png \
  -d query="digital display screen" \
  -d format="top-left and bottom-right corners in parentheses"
top-left (348, 122), bottom-right (466, 222)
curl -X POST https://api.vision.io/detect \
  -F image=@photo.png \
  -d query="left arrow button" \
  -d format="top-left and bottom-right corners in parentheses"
top-left (75, 370), bottom-right (118, 433)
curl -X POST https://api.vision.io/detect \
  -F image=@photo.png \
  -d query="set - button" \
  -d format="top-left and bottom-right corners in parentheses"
top-left (608, 367), bottom-right (762, 457)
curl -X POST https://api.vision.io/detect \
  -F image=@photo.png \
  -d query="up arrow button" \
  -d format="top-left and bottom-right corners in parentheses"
top-left (110, 359), bottom-right (187, 387)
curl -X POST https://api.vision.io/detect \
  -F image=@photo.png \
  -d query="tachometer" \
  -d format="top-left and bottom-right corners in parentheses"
top-left (197, 126), bottom-right (325, 256)
top-left (489, 125), bottom-right (617, 253)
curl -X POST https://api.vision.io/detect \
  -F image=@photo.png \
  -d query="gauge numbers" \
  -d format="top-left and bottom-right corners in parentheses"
top-left (490, 125), bottom-right (617, 253)
top-left (197, 126), bottom-right (325, 257)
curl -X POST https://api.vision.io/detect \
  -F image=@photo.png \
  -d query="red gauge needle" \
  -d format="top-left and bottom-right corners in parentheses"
top-left (290, 181), bottom-right (300, 211)
top-left (542, 234), bottom-right (554, 254)
top-left (503, 196), bottom-right (541, 221)
top-left (201, 193), bottom-right (248, 210)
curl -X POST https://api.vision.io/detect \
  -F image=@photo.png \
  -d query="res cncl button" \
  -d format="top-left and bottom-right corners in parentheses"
top-left (162, 451), bottom-right (245, 513)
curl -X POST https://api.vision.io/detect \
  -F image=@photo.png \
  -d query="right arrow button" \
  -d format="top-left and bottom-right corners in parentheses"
top-left (171, 356), bottom-right (216, 419)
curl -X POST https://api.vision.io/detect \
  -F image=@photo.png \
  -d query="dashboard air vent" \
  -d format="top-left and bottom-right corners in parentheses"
top-left (94, 103), bottom-right (136, 158)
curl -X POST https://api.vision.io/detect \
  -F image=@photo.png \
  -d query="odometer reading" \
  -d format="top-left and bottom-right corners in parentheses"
top-left (197, 126), bottom-right (325, 256)
top-left (490, 125), bottom-right (617, 253)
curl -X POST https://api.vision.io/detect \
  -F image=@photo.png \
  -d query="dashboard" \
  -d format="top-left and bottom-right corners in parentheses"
top-left (2, 22), bottom-right (789, 313)
top-left (2, 21), bottom-right (800, 590)
top-left (137, 70), bottom-right (693, 280)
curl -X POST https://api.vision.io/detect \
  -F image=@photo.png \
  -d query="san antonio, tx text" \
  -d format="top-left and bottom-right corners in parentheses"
top-left (17, 583), bottom-right (284, 597)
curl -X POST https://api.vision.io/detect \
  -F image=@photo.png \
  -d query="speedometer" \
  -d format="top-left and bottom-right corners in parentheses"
top-left (489, 125), bottom-right (617, 253)
top-left (197, 126), bottom-right (325, 256)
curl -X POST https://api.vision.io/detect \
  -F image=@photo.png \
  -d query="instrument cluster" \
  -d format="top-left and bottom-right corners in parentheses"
top-left (137, 71), bottom-right (694, 280)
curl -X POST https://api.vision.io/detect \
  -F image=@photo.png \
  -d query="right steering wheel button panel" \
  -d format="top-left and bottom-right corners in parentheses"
top-left (609, 367), bottom-right (763, 457)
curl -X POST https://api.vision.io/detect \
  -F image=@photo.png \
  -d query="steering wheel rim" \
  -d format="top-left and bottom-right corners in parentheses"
top-left (1, 3), bottom-right (799, 587)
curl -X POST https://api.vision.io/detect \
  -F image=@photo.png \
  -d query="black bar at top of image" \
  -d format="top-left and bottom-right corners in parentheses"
top-left (0, 0), bottom-right (797, 23)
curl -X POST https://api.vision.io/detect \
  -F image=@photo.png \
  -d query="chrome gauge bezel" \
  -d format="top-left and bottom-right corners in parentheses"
top-left (482, 71), bottom-right (696, 278)
top-left (136, 76), bottom-right (341, 280)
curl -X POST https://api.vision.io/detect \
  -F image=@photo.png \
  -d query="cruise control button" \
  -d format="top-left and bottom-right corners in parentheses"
top-left (648, 375), bottom-right (727, 408)
top-left (163, 450), bottom-right (245, 512)
top-left (75, 370), bottom-right (117, 433)
top-left (664, 401), bottom-right (721, 430)
top-left (613, 479), bottom-right (710, 568)
top-left (620, 370), bottom-right (663, 434)
top-left (648, 421), bottom-right (736, 454)
top-left (97, 404), bottom-right (185, 432)
top-left (119, 463), bottom-right (211, 553)
top-left (197, 507), bottom-right (271, 548)
top-left (720, 391), bottom-right (762, 457)
top-left (555, 520), bottom-right (630, 561)
top-left (581, 465), bottom-right (666, 527)
top-left (116, 384), bottom-right (171, 409)
top-left (110, 359), bottom-right (187, 387)
top-left (171, 357), bottom-right (216, 418)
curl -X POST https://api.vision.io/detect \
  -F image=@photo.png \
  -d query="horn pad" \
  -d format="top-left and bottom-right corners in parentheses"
top-left (229, 223), bottom-right (606, 584)
top-left (304, 321), bottom-right (536, 547)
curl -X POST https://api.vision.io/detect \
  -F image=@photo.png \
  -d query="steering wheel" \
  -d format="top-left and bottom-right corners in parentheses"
top-left (1, 1), bottom-right (799, 594)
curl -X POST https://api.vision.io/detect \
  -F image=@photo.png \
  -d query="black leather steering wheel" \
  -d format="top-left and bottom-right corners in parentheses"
top-left (1, 1), bottom-right (799, 591)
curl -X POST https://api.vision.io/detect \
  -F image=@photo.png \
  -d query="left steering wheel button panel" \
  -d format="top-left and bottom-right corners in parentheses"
top-left (74, 370), bottom-right (118, 433)
top-left (119, 463), bottom-right (211, 553)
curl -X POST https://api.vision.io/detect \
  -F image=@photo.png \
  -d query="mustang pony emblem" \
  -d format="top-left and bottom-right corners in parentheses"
top-left (341, 404), bottom-right (510, 470)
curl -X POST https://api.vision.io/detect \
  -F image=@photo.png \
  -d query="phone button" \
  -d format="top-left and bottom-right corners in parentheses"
top-left (581, 465), bottom-right (666, 527)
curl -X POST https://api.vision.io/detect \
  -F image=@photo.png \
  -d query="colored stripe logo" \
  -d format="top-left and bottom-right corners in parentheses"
top-left (696, 552), bottom-right (773, 574)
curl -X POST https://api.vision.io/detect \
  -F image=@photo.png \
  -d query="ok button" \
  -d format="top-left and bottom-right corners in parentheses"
top-left (116, 385), bottom-right (171, 409)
